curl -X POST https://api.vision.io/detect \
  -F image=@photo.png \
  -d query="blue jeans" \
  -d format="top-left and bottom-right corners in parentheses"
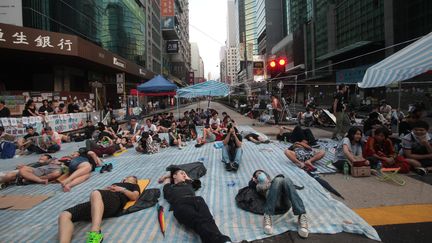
top-left (221, 146), bottom-right (243, 164)
top-left (264, 177), bottom-right (306, 216)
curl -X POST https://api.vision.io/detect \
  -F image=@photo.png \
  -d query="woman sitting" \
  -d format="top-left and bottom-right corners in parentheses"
top-left (364, 126), bottom-right (410, 172)
top-left (168, 121), bottom-right (184, 149)
top-left (333, 127), bottom-right (370, 171)
top-left (158, 168), bottom-right (231, 243)
top-left (58, 176), bottom-right (140, 243)
top-left (136, 132), bottom-right (159, 154)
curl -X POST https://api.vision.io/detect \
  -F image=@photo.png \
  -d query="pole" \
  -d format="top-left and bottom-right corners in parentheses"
top-left (176, 96), bottom-right (180, 120)
top-left (293, 75), bottom-right (298, 116)
top-left (397, 81), bottom-right (402, 134)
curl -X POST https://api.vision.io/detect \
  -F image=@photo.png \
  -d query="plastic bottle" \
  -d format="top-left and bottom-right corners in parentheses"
top-left (376, 161), bottom-right (382, 175)
top-left (343, 161), bottom-right (349, 178)
top-left (284, 136), bottom-right (287, 144)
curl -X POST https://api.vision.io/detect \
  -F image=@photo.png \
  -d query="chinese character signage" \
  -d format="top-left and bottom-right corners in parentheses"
top-left (161, 0), bottom-right (175, 16)
top-left (166, 40), bottom-right (179, 53)
top-left (0, 23), bottom-right (76, 55)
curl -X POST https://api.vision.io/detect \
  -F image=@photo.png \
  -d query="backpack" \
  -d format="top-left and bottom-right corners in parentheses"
top-left (0, 141), bottom-right (16, 159)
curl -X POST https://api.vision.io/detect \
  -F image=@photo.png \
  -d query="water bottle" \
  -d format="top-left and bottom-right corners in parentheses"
top-left (284, 136), bottom-right (287, 144)
top-left (376, 161), bottom-right (382, 175)
top-left (343, 161), bottom-right (349, 178)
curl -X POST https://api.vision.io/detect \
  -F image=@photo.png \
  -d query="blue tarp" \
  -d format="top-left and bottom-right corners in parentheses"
top-left (176, 80), bottom-right (229, 98)
top-left (137, 75), bottom-right (178, 92)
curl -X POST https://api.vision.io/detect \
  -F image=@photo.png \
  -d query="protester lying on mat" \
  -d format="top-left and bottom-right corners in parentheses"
top-left (60, 151), bottom-right (101, 192)
top-left (58, 176), bottom-right (140, 243)
top-left (364, 126), bottom-right (410, 173)
top-left (401, 120), bottom-right (432, 176)
top-left (0, 154), bottom-right (53, 184)
top-left (17, 157), bottom-right (62, 185)
top-left (333, 127), bottom-right (370, 171)
top-left (276, 126), bottom-right (317, 146)
top-left (158, 168), bottom-right (231, 243)
top-left (244, 132), bottom-right (270, 144)
top-left (284, 141), bottom-right (325, 172)
top-left (221, 123), bottom-right (243, 172)
top-left (249, 170), bottom-right (309, 238)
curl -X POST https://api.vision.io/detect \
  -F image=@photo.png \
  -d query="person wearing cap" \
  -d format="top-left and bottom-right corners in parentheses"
top-left (158, 168), bottom-right (231, 243)
top-left (249, 170), bottom-right (309, 238)
top-left (0, 100), bottom-right (10, 118)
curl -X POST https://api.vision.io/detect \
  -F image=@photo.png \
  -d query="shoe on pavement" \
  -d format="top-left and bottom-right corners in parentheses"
top-left (298, 214), bottom-right (309, 238)
top-left (263, 214), bottom-right (273, 235)
top-left (86, 231), bottom-right (103, 243)
top-left (231, 162), bottom-right (239, 171)
top-left (415, 167), bottom-right (428, 176)
top-left (225, 163), bottom-right (233, 171)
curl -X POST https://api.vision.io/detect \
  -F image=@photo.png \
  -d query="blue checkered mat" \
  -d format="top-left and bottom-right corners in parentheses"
top-left (0, 127), bottom-right (379, 242)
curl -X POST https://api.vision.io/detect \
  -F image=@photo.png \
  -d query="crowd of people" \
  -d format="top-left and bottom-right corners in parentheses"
top-left (1, 96), bottom-right (431, 243)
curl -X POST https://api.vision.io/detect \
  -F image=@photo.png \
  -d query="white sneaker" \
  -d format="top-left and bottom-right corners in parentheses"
top-left (298, 214), bottom-right (309, 238)
top-left (263, 214), bottom-right (273, 235)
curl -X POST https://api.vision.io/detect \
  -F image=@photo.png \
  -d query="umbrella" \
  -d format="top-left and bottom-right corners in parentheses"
top-left (308, 172), bottom-right (345, 199)
top-left (156, 204), bottom-right (166, 237)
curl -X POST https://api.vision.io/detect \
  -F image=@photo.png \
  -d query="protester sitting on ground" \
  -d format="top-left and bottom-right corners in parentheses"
top-left (0, 100), bottom-right (11, 118)
top-left (22, 99), bottom-right (39, 117)
top-left (190, 109), bottom-right (203, 126)
top-left (379, 100), bottom-right (392, 121)
top-left (364, 126), bottom-right (410, 173)
top-left (209, 111), bottom-right (221, 127)
top-left (61, 151), bottom-right (96, 192)
top-left (143, 118), bottom-right (157, 133)
top-left (401, 120), bottom-right (432, 176)
top-left (158, 168), bottom-right (231, 243)
top-left (15, 126), bottom-right (39, 153)
top-left (399, 102), bottom-right (426, 136)
top-left (0, 154), bottom-right (53, 184)
top-left (285, 140), bottom-right (325, 171)
top-left (297, 105), bottom-right (316, 127)
top-left (249, 170), bottom-right (309, 237)
top-left (56, 103), bottom-right (67, 114)
top-left (244, 132), bottom-right (270, 144)
top-left (220, 115), bottom-right (233, 129)
top-left (38, 99), bottom-right (54, 115)
top-left (58, 176), bottom-right (140, 243)
top-left (363, 112), bottom-right (383, 137)
top-left (87, 136), bottom-right (125, 158)
top-left (17, 157), bottom-right (62, 185)
top-left (84, 120), bottom-right (96, 139)
top-left (108, 117), bottom-right (120, 135)
top-left (136, 132), bottom-right (159, 154)
top-left (97, 122), bottom-right (117, 140)
top-left (195, 125), bottom-right (217, 147)
top-left (27, 127), bottom-right (61, 154)
top-left (221, 123), bottom-right (243, 171)
top-left (123, 117), bottom-right (141, 142)
top-left (333, 127), bottom-right (370, 171)
top-left (168, 121), bottom-right (184, 149)
top-left (177, 119), bottom-right (195, 141)
top-left (0, 126), bottom-right (15, 142)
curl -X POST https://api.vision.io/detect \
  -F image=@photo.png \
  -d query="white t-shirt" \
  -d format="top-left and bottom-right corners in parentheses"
top-left (210, 118), bottom-right (220, 126)
top-left (144, 124), bottom-right (157, 133)
top-left (336, 137), bottom-right (362, 161)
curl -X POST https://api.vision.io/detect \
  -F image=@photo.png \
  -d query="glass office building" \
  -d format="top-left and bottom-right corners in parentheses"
top-left (22, 0), bottom-right (146, 66)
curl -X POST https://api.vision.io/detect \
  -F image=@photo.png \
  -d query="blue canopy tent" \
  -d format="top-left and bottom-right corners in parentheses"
top-left (358, 32), bottom-right (432, 132)
top-left (137, 75), bottom-right (178, 92)
top-left (175, 80), bottom-right (230, 117)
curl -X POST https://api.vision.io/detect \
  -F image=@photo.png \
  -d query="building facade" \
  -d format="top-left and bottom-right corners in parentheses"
top-left (141, 0), bottom-right (162, 75)
top-left (191, 42), bottom-right (205, 84)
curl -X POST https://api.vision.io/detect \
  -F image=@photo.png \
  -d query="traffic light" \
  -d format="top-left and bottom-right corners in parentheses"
top-left (268, 57), bottom-right (287, 78)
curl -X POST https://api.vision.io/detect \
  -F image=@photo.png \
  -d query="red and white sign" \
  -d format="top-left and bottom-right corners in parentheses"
top-left (161, 0), bottom-right (175, 16)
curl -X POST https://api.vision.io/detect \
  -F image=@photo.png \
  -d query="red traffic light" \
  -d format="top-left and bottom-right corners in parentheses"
top-left (269, 60), bottom-right (276, 68)
top-left (278, 58), bottom-right (286, 66)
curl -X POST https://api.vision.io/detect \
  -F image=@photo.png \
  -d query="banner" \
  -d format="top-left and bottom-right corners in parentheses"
top-left (161, 0), bottom-right (175, 16)
top-left (0, 112), bottom-right (100, 136)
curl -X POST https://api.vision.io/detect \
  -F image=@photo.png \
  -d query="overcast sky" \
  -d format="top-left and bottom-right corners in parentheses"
top-left (189, 0), bottom-right (227, 80)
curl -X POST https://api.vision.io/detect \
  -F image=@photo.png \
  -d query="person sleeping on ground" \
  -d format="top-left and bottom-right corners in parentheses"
top-left (0, 154), bottom-right (53, 184)
top-left (244, 132), bottom-right (270, 144)
top-left (58, 176), bottom-right (140, 243)
top-left (60, 151), bottom-right (102, 192)
top-left (221, 123), bottom-right (243, 172)
top-left (249, 170), bottom-right (309, 238)
top-left (276, 125), bottom-right (317, 146)
top-left (284, 140), bottom-right (325, 172)
top-left (333, 127), bottom-right (371, 171)
top-left (158, 168), bottom-right (231, 243)
top-left (16, 156), bottom-right (63, 185)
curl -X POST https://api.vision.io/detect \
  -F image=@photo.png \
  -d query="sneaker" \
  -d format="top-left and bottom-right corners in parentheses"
top-left (225, 163), bottom-right (233, 171)
top-left (415, 167), bottom-right (428, 176)
top-left (298, 214), bottom-right (309, 238)
top-left (86, 231), bottom-right (103, 243)
top-left (263, 214), bottom-right (273, 235)
top-left (99, 165), bottom-right (107, 174)
top-left (231, 162), bottom-right (239, 171)
top-left (106, 163), bottom-right (113, 172)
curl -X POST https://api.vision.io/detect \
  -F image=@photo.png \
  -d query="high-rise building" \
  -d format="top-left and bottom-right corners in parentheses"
top-left (226, 0), bottom-right (239, 85)
top-left (219, 46), bottom-right (228, 84)
top-left (1, 0), bottom-right (154, 105)
top-left (141, 0), bottom-right (162, 75)
top-left (191, 42), bottom-right (205, 84)
top-left (161, 0), bottom-right (191, 86)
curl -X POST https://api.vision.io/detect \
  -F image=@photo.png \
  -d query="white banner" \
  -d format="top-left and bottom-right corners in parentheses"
top-left (0, 0), bottom-right (23, 26)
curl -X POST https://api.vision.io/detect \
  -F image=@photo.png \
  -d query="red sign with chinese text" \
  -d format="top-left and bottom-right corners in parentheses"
top-left (161, 0), bottom-right (175, 17)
